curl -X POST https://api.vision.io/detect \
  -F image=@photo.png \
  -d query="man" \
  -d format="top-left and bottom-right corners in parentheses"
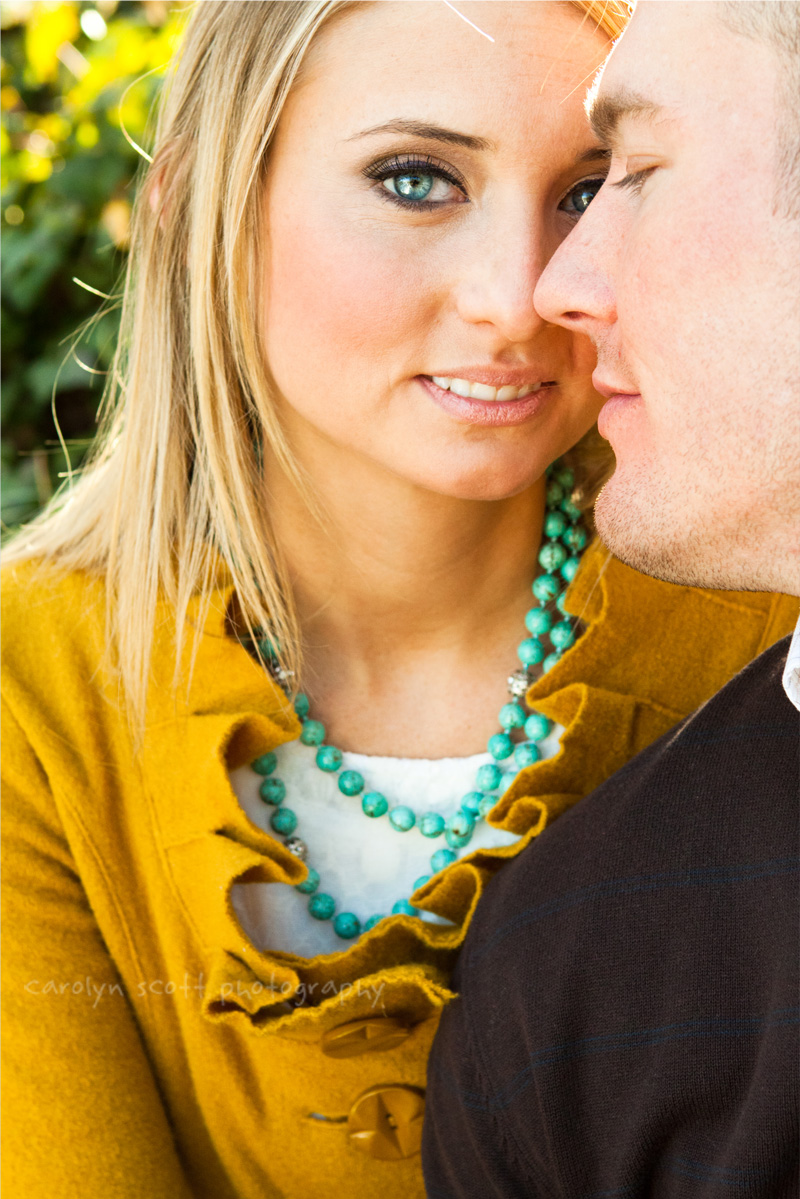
top-left (423, 3), bottom-right (799, 1196)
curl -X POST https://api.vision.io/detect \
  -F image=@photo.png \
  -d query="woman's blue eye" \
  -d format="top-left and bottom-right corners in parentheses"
top-left (364, 156), bottom-right (466, 209)
top-left (387, 172), bottom-right (435, 202)
top-left (561, 176), bottom-right (606, 217)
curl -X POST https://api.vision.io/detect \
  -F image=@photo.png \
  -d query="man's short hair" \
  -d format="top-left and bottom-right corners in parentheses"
top-left (719, 1), bottom-right (800, 216)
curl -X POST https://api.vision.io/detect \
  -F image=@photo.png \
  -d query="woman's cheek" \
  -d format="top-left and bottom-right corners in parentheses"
top-left (264, 206), bottom-right (434, 403)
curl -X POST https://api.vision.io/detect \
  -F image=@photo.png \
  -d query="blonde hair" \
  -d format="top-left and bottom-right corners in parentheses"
top-left (4, 0), bottom-right (628, 731)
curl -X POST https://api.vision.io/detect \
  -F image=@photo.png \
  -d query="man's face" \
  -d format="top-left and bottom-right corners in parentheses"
top-left (535, 1), bottom-right (800, 594)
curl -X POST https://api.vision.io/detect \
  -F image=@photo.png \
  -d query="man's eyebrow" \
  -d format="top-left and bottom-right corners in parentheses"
top-left (588, 88), bottom-right (665, 151)
top-left (346, 119), bottom-right (494, 152)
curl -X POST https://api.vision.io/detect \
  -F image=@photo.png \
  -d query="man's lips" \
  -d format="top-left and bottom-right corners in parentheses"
top-left (592, 372), bottom-right (641, 401)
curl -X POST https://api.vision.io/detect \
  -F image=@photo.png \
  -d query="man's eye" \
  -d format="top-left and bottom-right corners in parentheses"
top-left (559, 176), bottom-right (607, 218)
top-left (612, 167), bottom-right (658, 195)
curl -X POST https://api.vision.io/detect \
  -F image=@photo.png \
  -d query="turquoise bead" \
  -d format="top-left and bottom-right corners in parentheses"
top-left (532, 574), bottom-right (560, 603)
top-left (413, 874), bottom-right (431, 891)
top-left (564, 525), bottom-right (588, 552)
top-left (488, 732), bottom-right (514, 760)
top-left (391, 900), bottom-right (416, 916)
top-left (538, 542), bottom-right (567, 572)
top-left (294, 693), bottom-right (310, 719)
top-left (300, 720), bottom-right (325, 746)
top-left (517, 637), bottom-right (544, 666)
top-left (499, 702), bottom-right (526, 730)
top-left (561, 556), bottom-right (581, 583)
top-left (501, 769), bottom-right (518, 791)
top-left (514, 741), bottom-right (540, 769)
top-left (309, 893), bottom-right (336, 920)
top-left (362, 791), bottom-right (388, 818)
top-left (545, 480), bottom-right (564, 506)
top-left (525, 712), bottom-right (552, 742)
top-left (364, 915), bottom-right (385, 931)
top-left (543, 510), bottom-right (568, 539)
top-left (556, 592), bottom-right (569, 615)
top-left (316, 746), bottom-right (343, 772)
top-left (550, 620), bottom-right (575, 650)
top-left (333, 912), bottom-right (361, 939)
top-left (419, 812), bottom-right (445, 838)
top-left (478, 794), bottom-right (497, 818)
top-left (338, 769), bottom-right (364, 796)
top-left (257, 635), bottom-right (281, 660)
top-left (389, 805), bottom-right (416, 832)
top-left (251, 751), bottom-right (278, 776)
top-left (449, 810), bottom-right (475, 836)
top-left (543, 651), bottom-right (561, 674)
top-left (525, 608), bottom-right (553, 636)
top-left (560, 497), bottom-right (582, 521)
top-left (446, 810), bottom-right (475, 849)
top-left (295, 867), bottom-right (320, 895)
top-left (270, 806), bottom-right (297, 835)
top-left (259, 777), bottom-right (286, 805)
top-left (476, 763), bottom-right (502, 792)
top-left (460, 791), bottom-right (483, 815)
top-left (430, 848), bottom-right (457, 873)
top-left (554, 465), bottom-right (574, 489)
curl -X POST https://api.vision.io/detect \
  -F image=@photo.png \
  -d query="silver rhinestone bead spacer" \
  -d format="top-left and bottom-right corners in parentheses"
top-left (507, 669), bottom-right (531, 699)
top-left (284, 836), bottom-right (308, 860)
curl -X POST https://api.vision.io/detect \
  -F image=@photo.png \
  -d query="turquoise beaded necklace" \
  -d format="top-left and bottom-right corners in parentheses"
top-left (243, 462), bottom-right (588, 943)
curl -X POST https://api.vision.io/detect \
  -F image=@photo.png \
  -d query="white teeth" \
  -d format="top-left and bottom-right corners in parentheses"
top-left (430, 376), bottom-right (541, 402)
top-left (496, 384), bottom-right (519, 401)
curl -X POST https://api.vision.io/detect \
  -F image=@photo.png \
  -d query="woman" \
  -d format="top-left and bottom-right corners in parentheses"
top-left (2, 2), bottom-right (796, 1197)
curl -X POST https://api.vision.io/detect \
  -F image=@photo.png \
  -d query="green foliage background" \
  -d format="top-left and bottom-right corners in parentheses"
top-left (1, 0), bottom-right (187, 529)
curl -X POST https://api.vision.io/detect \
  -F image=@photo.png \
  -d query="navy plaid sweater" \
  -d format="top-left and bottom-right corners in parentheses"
top-left (423, 636), bottom-right (799, 1199)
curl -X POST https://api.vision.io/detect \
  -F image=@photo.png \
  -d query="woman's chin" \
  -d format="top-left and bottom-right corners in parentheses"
top-left (404, 459), bottom-right (548, 503)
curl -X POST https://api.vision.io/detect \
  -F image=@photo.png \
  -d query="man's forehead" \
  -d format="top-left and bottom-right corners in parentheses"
top-left (586, 2), bottom-right (697, 151)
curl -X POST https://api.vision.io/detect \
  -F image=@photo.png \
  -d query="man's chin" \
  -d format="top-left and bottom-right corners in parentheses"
top-left (594, 473), bottom-right (711, 588)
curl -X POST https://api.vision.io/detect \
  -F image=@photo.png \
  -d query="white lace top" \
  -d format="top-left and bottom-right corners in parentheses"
top-left (229, 722), bottom-right (564, 958)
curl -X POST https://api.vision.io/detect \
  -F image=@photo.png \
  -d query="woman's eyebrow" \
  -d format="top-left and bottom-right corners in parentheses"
top-left (575, 145), bottom-right (611, 164)
top-left (347, 119), bottom-right (494, 152)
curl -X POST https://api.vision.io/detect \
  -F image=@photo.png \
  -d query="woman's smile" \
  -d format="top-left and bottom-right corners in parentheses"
top-left (417, 374), bottom-right (557, 427)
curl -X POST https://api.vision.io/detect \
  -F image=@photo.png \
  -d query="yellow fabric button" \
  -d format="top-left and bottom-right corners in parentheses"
top-left (320, 1017), bottom-right (412, 1059)
top-left (346, 1084), bottom-right (425, 1160)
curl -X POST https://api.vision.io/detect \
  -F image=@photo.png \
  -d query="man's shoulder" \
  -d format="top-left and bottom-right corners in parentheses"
top-left (470, 635), bottom-right (798, 959)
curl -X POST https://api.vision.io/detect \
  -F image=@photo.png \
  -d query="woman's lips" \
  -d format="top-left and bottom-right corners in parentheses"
top-left (417, 375), bottom-right (556, 427)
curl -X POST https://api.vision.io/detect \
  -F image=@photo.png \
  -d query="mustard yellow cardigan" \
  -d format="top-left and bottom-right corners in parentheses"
top-left (2, 542), bottom-right (796, 1199)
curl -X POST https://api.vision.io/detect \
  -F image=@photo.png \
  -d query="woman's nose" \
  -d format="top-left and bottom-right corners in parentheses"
top-left (453, 209), bottom-right (551, 345)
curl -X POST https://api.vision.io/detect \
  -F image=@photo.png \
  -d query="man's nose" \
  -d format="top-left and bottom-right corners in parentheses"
top-left (534, 189), bottom-right (619, 343)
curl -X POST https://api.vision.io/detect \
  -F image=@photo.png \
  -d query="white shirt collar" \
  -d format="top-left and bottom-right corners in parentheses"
top-left (782, 615), bottom-right (800, 711)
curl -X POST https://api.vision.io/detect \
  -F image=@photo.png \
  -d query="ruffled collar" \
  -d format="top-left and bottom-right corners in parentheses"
top-left (139, 541), bottom-right (782, 1038)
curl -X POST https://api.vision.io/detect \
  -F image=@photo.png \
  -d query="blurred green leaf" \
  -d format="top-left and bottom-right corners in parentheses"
top-left (1, 0), bottom-right (189, 530)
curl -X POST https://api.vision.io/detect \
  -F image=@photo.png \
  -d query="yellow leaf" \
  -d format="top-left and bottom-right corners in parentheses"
top-left (75, 120), bottom-right (99, 148)
top-left (101, 198), bottom-right (130, 247)
top-left (24, 2), bottom-right (80, 85)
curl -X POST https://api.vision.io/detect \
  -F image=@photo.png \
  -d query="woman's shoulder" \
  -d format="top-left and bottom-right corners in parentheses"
top-left (1, 557), bottom-right (111, 733)
top-left (2, 556), bottom-right (107, 662)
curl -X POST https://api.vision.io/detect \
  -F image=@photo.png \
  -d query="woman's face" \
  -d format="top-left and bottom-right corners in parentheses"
top-left (262, 1), bottom-right (610, 501)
